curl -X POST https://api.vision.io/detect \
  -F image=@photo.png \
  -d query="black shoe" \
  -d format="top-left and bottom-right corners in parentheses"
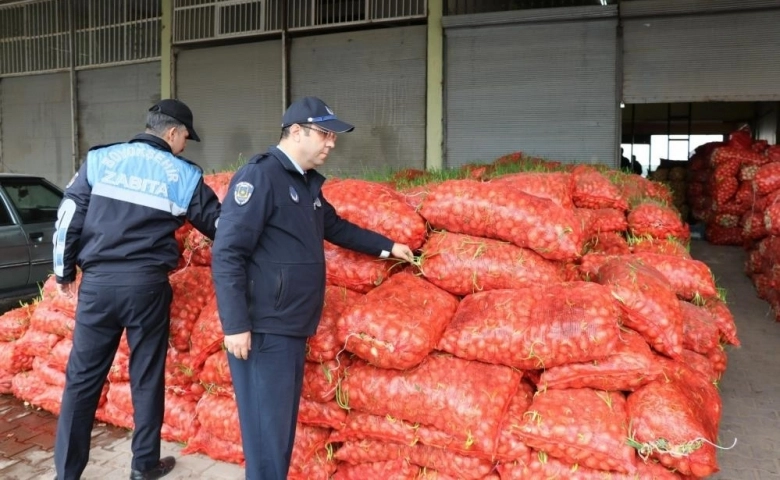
top-left (129, 456), bottom-right (176, 480)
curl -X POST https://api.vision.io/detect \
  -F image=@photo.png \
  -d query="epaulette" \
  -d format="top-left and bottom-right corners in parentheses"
top-left (248, 153), bottom-right (271, 164)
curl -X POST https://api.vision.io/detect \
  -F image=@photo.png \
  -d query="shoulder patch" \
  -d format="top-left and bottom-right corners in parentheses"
top-left (234, 182), bottom-right (254, 205)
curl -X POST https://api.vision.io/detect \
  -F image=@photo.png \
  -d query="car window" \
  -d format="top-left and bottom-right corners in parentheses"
top-left (0, 199), bottom-right (14, 227)
top-left (1, 179), bottom-right (63, 224)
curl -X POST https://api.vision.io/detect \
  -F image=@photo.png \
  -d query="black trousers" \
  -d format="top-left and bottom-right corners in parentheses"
top-left (54, 279), bottom-right (172, 480)
top-left (228, 332), bottom-right (307, 480)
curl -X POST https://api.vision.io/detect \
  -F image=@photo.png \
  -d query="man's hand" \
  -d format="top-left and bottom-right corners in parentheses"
top-left (391, 243), bottom-right (415, 263)
top-left (57, 282), bottom-right (77, 299)
top-left (224, 332), bottom-right (252, 360)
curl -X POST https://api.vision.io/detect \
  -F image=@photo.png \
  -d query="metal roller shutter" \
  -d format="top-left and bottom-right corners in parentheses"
top-left (444, 7), bottom-right (619, 168)
top-left (290, 26), bottom-right (427, 176)
top-left (176, 41), bottom-right (283, 173)
top-left (0, 73), bottom-right (73, 187)
top-left (77, 62), bottom-right (161, 159)
top-left (622, 0), bottom-right (780, 103)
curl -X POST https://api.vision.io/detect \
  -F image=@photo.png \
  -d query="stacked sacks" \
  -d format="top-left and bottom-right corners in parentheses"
top-left (0, 161), bottom-right (740, 479)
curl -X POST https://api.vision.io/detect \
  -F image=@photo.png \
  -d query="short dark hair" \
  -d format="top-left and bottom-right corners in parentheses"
top-left (280, 124), bottom-right (314, 140)
top-left (146, 111), bottom-right (185, 137)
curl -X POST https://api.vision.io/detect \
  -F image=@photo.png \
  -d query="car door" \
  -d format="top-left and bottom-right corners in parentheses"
top-left (0, 191), bottom-right (31, 291)
top-left (0, 177), bottom-right (62, 287)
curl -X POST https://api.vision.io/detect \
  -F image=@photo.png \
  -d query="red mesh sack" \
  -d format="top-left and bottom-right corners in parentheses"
top-left (332, 459), bottom-right (418, 480)
top-left (631, 253), bottom-right (717, 300)
top-left (40, 274), bottom-right (80, 318)
top-left (195, 392), bottom-right (241, 444)
top-left (46, 337), bottom-right (72, 371)
top-left (199, 351), bottom-right (232, 394)
top-left (324, 242), bottom-right (398, 293)
top-left (742, 211), bottom-right (768, 241)
top-left (420, 179), bottom-right (584, 261)
top-left (438, 282), bottom-right (621, 370)
top-left (297, 397), bottom-right (347, 430)
top-left (29, 301), bottom-right (75, 339)
top-left (538, 328), bottom-right (661, 392)
top-left (500, 453), bottom-right (683, 479)
top-left (169, 266), bottom-right (215, 352)
top-left (754, 162), bottom-right (780, 196)
top-left (161, 390), bottom-right (199, 443)
top-left (706, 346), bottom-right (728, 376)
top-left (571, 166), bottom-right (628, 211)
top-left (490, 172), bottom-right (574, 209)
top-left (398, 184), bottom-right (431, 211)
top-left (627, 372), bottom-right (720, 477)
top-left (182, 429), bottom-right (244, 464)
top-left (203, 172), bottom-right (233, 202)
top-left (586, 231), bottom-right (630, 255)
top-left (705, 224), bottom-right (743, 246)
top-left (302, 358), bottom-right (349, 403)
top-left (108, 349), bottom-right (129, 383)
top-left (493, 381), bottom-right (535, 462)
top-left (680, 349), bottom-right (718, 383)
top-left (33, 357), bottom-right (66, 387)
top-left (419, 231), bottom-right (563, 296)
top-left (323, 179), bottom-right (427, 249)
top-left (584, 208), bottom-right (628, 236)
top-left (517, 389), bottom-right (636, 473)
top-left (679, 301), bottom-right (720, 355)
top-left (334, 439), bottom-right (495, 480)
top-left (596, 258), bottom-right (683, 359)
top-left (14, 328), bottom-right (60, 358)
top-left (188, 294), bottom-right (222, 368)
top-left (630, 237), bottom-right (691, 258)
top-left (0, 340), bottom-right (34, 374)
top-left (0, 303), bottom-right (34, 341)
top-left (307, 286), bottom-right (362, 362)
top-left (337, 273), bottom-right (459, 370)
top-left (341, 355), bottom-right (521, 455)
top-left (327, 411), bottom-right (418, 445)
top-left (164, 348), bottom-right (197, 389)
top-left (627, 202), bottom-right (687, 240)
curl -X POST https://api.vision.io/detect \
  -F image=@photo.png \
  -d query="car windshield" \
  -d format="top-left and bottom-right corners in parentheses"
top-left (1, 178), bottom-right (62, 224)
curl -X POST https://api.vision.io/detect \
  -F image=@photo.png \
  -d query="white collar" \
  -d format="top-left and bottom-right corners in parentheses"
top-left (276, 145), bottom-right (305, 175)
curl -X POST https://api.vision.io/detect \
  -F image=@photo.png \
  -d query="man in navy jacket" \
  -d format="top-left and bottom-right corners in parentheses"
top-left (53, 99), bottom-right (220, 480)
top-left (211, 96), bottom-right (414, 479)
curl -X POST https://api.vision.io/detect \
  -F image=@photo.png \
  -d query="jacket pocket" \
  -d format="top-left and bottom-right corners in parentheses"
top-left (274, 268), bottom-right (285, 310)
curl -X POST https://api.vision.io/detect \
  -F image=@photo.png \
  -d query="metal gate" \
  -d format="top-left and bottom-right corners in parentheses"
top-left (444, 6), bottom-right (620, 167)
top-left (622, 0), bottom-right (780, 103)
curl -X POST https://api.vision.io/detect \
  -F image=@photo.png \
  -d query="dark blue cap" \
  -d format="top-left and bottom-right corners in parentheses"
top-left (281, 96), bottom-right (354, 133)
top-left (149, 99), bottom-right (201, 142)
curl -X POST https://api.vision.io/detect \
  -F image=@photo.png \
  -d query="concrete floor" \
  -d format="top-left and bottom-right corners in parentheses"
top-left (692, 242), bottom-right (780, 480)
top-left (0, 242), bottom-right (778, 479)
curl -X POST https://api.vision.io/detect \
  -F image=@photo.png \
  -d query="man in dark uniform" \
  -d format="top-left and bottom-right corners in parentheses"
top-left (211, 96), bottom-right (415, 480)
top-left (52, 99), bottom-right (221, 480)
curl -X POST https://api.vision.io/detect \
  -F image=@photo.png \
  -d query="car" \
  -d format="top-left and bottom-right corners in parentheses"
top-left (0, 174), bottom-right (63, 300)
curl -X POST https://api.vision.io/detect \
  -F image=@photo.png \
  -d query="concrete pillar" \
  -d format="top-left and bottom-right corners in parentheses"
top-left (426, 0), bottom-right (444, 170)
top-left (161, 0), bottom-right (174, 99)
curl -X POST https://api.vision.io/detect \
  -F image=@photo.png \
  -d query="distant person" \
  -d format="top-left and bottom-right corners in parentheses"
top-left (631, 155), bottom-right (643, 176)
top-left (620, 148), bottom-right (631, 171)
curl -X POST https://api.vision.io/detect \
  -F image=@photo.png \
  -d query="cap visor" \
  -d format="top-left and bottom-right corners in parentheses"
top-left (187, 127), bottom-right (201, 142)
top-left (317, 119), bottom-right (354, 134)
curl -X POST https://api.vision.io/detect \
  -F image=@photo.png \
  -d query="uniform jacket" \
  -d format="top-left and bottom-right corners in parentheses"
top-left (53, 134), bottom-right (221, 284)
top-left (211, 147), bottom-right (394, 337)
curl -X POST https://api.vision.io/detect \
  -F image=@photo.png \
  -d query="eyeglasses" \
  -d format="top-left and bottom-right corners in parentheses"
top-left (301, 124), bottom-right (337, 141)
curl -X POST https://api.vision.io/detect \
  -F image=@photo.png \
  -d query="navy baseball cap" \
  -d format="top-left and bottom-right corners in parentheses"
top-left (149, 99), bottom-right (201, 142)
top-left (281, 96), bottom-right (354, 133)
